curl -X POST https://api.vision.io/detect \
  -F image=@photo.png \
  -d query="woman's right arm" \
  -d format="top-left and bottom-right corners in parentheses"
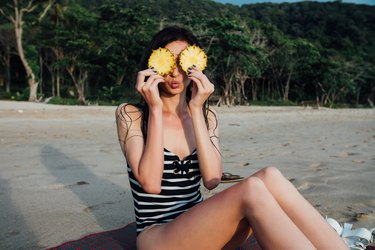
top-left (115, 69), bottom-right (165, 194)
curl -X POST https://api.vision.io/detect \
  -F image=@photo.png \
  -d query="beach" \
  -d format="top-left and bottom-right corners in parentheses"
top-left (0, 100), bottom-right (374, 249)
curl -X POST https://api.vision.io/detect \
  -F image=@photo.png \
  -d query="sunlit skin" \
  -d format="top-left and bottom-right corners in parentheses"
top-left (116, 39), bottom-right (348, 250)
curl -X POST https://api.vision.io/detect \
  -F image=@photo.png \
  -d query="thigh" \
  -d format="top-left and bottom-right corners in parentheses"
top-left (137, 181), bottom-right (251, 250)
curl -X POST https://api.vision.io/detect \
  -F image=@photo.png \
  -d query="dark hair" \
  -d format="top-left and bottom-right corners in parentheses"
top-left (117, 26), bottom-right (217, 147)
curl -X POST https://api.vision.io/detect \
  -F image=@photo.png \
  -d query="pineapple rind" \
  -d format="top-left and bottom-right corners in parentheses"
top-left (179, 45), bottom-right (207, 73)
top-left (148, 48), bottom-right (175, 76)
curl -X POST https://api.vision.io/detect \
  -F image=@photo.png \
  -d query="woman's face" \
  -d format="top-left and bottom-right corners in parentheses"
top-left (159, 40), bottom-right (190, 96)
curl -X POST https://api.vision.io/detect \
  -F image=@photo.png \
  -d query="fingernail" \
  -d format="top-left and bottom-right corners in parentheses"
top-left (187, 72), bottom-right (191, 75)
top-left (188, 67), bottom-right (192, 70)
top-left (150, 66), bottom-right (154, 69)
top-left (153, 70), bottom-right (157, 73)
top-left (192, 64), bottom-right (196, 67)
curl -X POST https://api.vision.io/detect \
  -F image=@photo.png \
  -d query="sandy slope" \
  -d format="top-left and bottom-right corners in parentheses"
top-left (0, 101), bottom-right (374, 249)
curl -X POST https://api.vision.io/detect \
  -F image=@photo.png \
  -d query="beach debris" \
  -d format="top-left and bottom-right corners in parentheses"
top-left (326, 217), bottom-right (375, 250)
top-left (288, 178), bottom-right (296, 182)
top-left (17, 109), bottom-right (23, 113)
top-left (220, 172), bottom-right (244, 183)
top-left (76, 181), bottom-right (89, 186)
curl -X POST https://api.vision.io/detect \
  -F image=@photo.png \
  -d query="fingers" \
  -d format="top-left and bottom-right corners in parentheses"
top-left (188, 66), bottom-right (214, 94)
top-left (142, 75), bottom-right (165, 93)
top-left (136, 69), bottom-right (165, 108)
top-left (136, 69), bottom-right (155, 89)
top-left (136, 69), bottom-right (164, 94)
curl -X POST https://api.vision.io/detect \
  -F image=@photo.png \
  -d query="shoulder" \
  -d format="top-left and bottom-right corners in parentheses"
top-left (115, 103), bottom-right (144, 124)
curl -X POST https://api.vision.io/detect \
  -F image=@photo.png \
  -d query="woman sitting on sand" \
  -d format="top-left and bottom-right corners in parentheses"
top-left (116, 26), bottom-right (347, 250)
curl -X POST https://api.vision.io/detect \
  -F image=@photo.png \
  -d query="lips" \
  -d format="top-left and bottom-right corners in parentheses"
top-left (170, 81), bottom-right (180, 89)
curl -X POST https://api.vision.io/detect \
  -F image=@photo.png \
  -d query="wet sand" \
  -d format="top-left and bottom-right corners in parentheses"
top-left (0, 101), bottom-right (374, 249)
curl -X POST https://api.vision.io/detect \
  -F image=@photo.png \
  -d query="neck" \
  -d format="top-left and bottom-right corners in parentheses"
top-left (160, 93), bottom-right (188, 116)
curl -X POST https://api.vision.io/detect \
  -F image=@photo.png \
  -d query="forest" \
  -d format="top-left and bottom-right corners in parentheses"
top-left (0, 0), bottom-right (374, 107)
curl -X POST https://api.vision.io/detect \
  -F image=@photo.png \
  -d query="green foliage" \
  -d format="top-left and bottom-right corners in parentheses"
top-left (1, 0), bottom-right (374, 106)
top-left (46, 96), bottom-right (81, 105)
top-left (249, 99), bottom-right (298, 106)
top-left (24, 45), bottom-right (40, 81)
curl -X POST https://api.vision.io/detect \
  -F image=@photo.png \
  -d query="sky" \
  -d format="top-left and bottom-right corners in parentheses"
top-left (213, 0), bottom-right (375, 5)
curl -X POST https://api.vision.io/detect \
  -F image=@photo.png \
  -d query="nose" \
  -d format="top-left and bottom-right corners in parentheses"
top-left (171, 65), bottom-right (181, 77)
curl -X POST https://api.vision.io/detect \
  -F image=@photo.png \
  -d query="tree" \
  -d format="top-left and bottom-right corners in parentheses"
top-left (0, 0), bottom-right (54, 101)
top-left (203, 18), bottom-right (263, 105)
top-left (38, 2), bottom-right (66, 97)
top-left (96, 1), bottom-right (155, 87)
top-left (0, 24), bottom-right (15, 93)
top-left (52, 4), bottom-right (98, 104)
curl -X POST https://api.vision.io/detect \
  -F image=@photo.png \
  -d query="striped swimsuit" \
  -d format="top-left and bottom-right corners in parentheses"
top-left (127, 148), bottom-right (203, 235)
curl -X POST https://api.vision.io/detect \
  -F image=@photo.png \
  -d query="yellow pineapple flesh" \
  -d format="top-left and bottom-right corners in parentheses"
top-left (148, 48), bottom-right (176, 76)
top-left (179, 45), bottom-right (207, 73)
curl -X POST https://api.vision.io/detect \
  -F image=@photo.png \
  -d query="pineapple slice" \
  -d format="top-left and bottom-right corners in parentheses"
top-left (179, 45), bottom-right (207, 73)
top-left (148, 48), bottom-right (176, 76)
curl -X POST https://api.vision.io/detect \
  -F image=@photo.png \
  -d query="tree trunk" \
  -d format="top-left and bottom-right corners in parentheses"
top-left (29, 82), bottom-right (38, 101)
top-left (39, 54), bottom-right (43, 95)
top-left (5, 45), bottom-right (11, 93)
top-left (223, 73), bottom-right (234, 106)
top-left (116, 74), bottom-right (125, 85)
top-left (51, 73), bottom-right (55, 96)
top-left (67, 65), bottom-right (87, 104)
top-left (56, 70), bottom-right (60, 97)
top-left (1, 0), bottom-right (54, 101)
top-left (283, 71), bottom-right (292, 101)
top-left (12, 2), bottom-right (39, 101)
top-left (251, 79), bottom-right (258, 101)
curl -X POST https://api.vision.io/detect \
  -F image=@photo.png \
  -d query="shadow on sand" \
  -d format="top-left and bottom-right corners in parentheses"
top-left (40, 145), bottom-right (134, 247)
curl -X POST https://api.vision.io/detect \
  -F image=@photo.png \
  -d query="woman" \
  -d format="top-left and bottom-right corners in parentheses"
top-left (116, 26), bottom-right (347, 250)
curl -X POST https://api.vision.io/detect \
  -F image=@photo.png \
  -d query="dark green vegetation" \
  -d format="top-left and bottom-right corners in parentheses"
top-left (0, 0), bottom-right (374, 107)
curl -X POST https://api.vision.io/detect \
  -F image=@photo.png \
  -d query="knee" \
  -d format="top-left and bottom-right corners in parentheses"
top-left (257, 166), bottom-right (284, 183)
top-left (240, 177), bottom-right (268, 207)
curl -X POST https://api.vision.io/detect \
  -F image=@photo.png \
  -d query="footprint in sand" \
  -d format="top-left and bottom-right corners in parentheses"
top-left (309, 163), bottom-right (326, 171)
top-left (330, 152), bottom-right (349, 158)
top-left (48, 181), bottom-right (89, 190)
top-left (351, 212), bottom-right (370, 222)
top-left (84, 201), bottom-right (117, 213)
top-left (296, 181), bottom-right (311, 191)
top-left (352, 159), bottom-right (365, 164)
top-left (6, 230), bottom-right (20, 236)
top-left (348, 152), bottom-right (360, 156)
top-left (331, 152), bottom-right (362, 158)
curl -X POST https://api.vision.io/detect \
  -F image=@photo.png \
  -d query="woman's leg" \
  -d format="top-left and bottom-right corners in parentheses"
top-left (137, 176), bottom-right (317, 250)
top-left (254, 166), bottom-right (348, 250)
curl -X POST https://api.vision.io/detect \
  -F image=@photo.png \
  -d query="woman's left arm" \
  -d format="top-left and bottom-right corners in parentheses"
top-left (188, 67), bottom-right (222, 190)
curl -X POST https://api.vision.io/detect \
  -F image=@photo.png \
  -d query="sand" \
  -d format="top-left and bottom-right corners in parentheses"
top-left (0, 100), bottom-right (374, 249)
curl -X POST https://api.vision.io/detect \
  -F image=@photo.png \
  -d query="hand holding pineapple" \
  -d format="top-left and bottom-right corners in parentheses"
top-left (180, 45), bottom-right (213, 108)
top-left (146, 44), bottom-right (212, 108)
top-left (187, 65), bottom-right (214, 109)
top-left (136, 68), bottom-right (165, 109)
top-left (147, 45), bottom-right (208, 76)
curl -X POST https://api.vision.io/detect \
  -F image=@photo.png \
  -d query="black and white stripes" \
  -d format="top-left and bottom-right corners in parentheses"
top-left (127, 148), bottom-right (203, 235)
